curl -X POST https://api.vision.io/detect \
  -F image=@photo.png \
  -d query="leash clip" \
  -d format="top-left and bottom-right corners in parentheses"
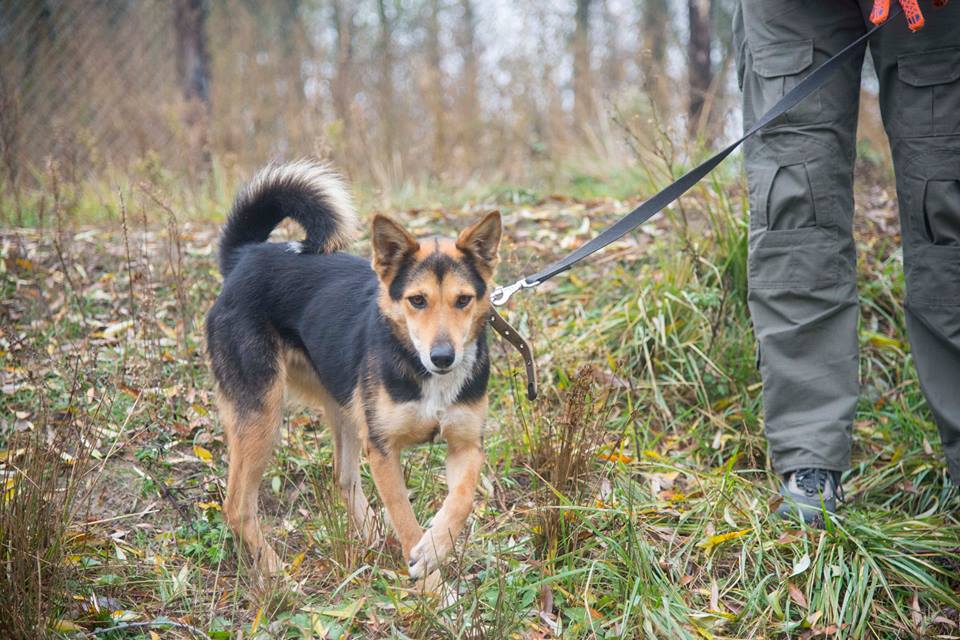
top-left (490, 278), bottom-right (538, 307)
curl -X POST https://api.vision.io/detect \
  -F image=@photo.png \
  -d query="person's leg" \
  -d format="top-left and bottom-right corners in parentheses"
top-left (735, 0), bottom-right (866, 478)
top-left (864, 0), bottom-right (960, 483)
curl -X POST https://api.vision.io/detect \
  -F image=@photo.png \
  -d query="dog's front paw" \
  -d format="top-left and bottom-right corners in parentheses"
top-left (256, 543), bottom-right (283, 576)
top-left (407, 528), bottom-right (452, 580)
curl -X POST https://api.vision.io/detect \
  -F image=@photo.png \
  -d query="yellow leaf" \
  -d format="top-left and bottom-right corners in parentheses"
top-left (711, 395), bottom-right (738, 411)
top-left (193, 445), bottom-right (213, 465)
top-left (100, 320), bottom-right (134, 340)
top-left (289, 551), bottom-right (306, 573)
top-left (311, 614), bottom-right (328, 636)
top-left (309, 597), bottom-right (364, 620)
top-left (150, 632), bottom-right (161, 640)
top-left (597, 451), bottom-right (633, 464)
top-left (698, 528), bottom-right (751, 551)
top-left (890, 445), bottom-right (905, 465)
top-left (52, 620), bottom-right (84, 632)
top-left (251, 607), bottom-right (264, 633)
top-left (694, 626), bottom-right (715, 640)
top-left (865, 332), bottom-right (903, 352)
top-left (195, 501), bottom-right (221, 511)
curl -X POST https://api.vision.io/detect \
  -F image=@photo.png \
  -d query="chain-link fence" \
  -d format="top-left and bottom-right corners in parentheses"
top-left (5, 0), bottom-right (732, 200)
top-left (1, 1), bottom-right (181, 181)
top-left (2, 0), bottom-right (891, 206)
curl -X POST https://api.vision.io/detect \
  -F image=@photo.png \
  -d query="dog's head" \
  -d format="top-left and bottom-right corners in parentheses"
top-left (372, 211), bottom-right (501, 375)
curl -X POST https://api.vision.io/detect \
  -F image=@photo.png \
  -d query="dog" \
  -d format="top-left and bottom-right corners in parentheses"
top-left (205, 159), bottom-right (500, 583)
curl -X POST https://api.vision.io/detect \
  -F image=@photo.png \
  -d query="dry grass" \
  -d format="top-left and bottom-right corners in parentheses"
top-left (1, 159), bottom-right (958, 638)
top-left (0, 370), bottom-right (92, 639)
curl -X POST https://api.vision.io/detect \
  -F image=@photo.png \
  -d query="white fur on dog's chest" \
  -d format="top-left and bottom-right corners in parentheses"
top-left (415, 342), bottom-right (477, 422)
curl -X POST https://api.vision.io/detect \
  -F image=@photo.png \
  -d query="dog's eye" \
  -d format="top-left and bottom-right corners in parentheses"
top-left (408, 295), bottom-right (427, 309)
top-left (455, 295), bottom-right (473, 309)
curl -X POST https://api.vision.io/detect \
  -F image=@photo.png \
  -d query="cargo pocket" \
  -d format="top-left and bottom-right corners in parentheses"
top-left (895, 48), bottom-right (960, 137)
top-left (767, 163), bottom-right (817, 230)
top-left (751, 39), bottom-right (821, 124)
top-left (906, 245), bottom-right (960, 307)
top-left (907, 178), bottom-right (960, 306)
top-left (748, 227), bottom-right (839, 290)
top-left (922, 180), bottom-right (960, 246)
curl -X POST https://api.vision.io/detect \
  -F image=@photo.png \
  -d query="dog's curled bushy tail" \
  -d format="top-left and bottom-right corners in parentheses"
top-left (219, 159), bottom-right (357, 277)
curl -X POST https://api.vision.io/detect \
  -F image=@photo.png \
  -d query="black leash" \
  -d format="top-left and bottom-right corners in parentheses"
top-left (490, 9), bottom-right (897, 308)
top-left (489, 9), bottom-right (898, 400)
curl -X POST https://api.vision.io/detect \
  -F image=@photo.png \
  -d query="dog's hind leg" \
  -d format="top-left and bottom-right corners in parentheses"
top-left (326, 402), bottom-right (378, 544)
top-left (221, 380), bottom-right (285, 575)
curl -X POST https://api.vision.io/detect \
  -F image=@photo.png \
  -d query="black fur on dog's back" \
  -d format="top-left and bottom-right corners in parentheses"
top-left (219, 159), bottom-right (357, 277)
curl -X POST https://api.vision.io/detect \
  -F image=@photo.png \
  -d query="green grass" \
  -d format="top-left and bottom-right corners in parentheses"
top-left (1, 167), bottom-right (958, 639)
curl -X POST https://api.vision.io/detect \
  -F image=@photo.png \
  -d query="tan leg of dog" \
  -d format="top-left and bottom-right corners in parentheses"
top-left (367, 448), bottom-right (423, 557)
top-left (327, 404), bottom-right (378, 543)
top-left (221, 386), bottom-right (284, 575)
top-left (407, 441), bottom-right (482, 580)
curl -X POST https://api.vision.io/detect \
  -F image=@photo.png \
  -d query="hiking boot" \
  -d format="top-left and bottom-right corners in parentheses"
top-left (776, 468), bottom-right (842, 526)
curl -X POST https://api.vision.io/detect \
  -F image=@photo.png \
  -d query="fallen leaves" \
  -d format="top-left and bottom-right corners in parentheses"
top-left (698, 528), bottom-right (751, 551)
top-left (192, 444), bottom-right (213, 466)
top-left (787, 581), bottom-right (807, 609)
top-left (790, 553), bottom-right (812, 577)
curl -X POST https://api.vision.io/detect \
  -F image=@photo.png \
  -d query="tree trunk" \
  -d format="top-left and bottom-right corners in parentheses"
top-left (573, 0), bottom-right (594, 126)
top-left (23, 0), bottom-right (54, 97)
top-left (174, 0), bottom-right (210, 104)
top-left (457, 0), bottom-right (480, 146)
top-left (174, 0), bottom-right (210, 172)
top-left (332, 0), bottom-right (355, 137)
top-left (601, 0), bottom-right (624, 95)
top-left (279, 0), bottom-right (307, 105)
top-left (377, 0), bottom-right (397, 159)
top-left (0, 70), bottom-right (22, 224)
top-left (425, 0), bottom-right (445, 176)
top-left (687, 0), bottom-right (713, 135)
top-left (639, 0), bottom-right (669, 112)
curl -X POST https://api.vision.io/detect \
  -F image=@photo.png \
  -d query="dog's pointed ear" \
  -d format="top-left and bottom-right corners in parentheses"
top-left (372, 214), bottom-right (419, 277)
top-left (456, 210), bottom-right (501, 272)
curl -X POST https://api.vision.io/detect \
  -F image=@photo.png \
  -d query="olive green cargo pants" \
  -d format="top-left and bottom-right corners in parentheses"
top-left (734, 0), bottom-right (960, 481)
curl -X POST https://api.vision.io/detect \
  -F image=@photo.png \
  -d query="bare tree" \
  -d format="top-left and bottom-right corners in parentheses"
top-left (687, 0), bottom-right (713, 134)
top-left (601, 0), bottom-right (624, 95)
top-left (23, 0), bottom-right (54, 97)
top-left (174, 0), bottom-right (210, 105)
top-left (639, 0), bottom-right (669, 111)
top-left (377, 0), bottom-right (398, 159)
top-left (331, 0), bottom-right (356, 137)
top-left (0, 70), bottom-right (22, 224)
top-left (425, 0), bottom-right (445, 175)
top-left (279, 0), bottom-right (308, 105)
top-left (457, 0), bottom-right (480, 145)
top-left (174, 0), bottom-right (210, 171)
top-left (573, 0), bottom-right (594, 125)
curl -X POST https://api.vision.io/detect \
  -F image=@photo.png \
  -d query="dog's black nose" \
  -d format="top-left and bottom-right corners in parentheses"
top-left (430, 343), bottom-right (455, 369)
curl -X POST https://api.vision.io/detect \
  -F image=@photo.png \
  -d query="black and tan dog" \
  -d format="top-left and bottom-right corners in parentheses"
top-left (206, 159), bottom-right (499, 583)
